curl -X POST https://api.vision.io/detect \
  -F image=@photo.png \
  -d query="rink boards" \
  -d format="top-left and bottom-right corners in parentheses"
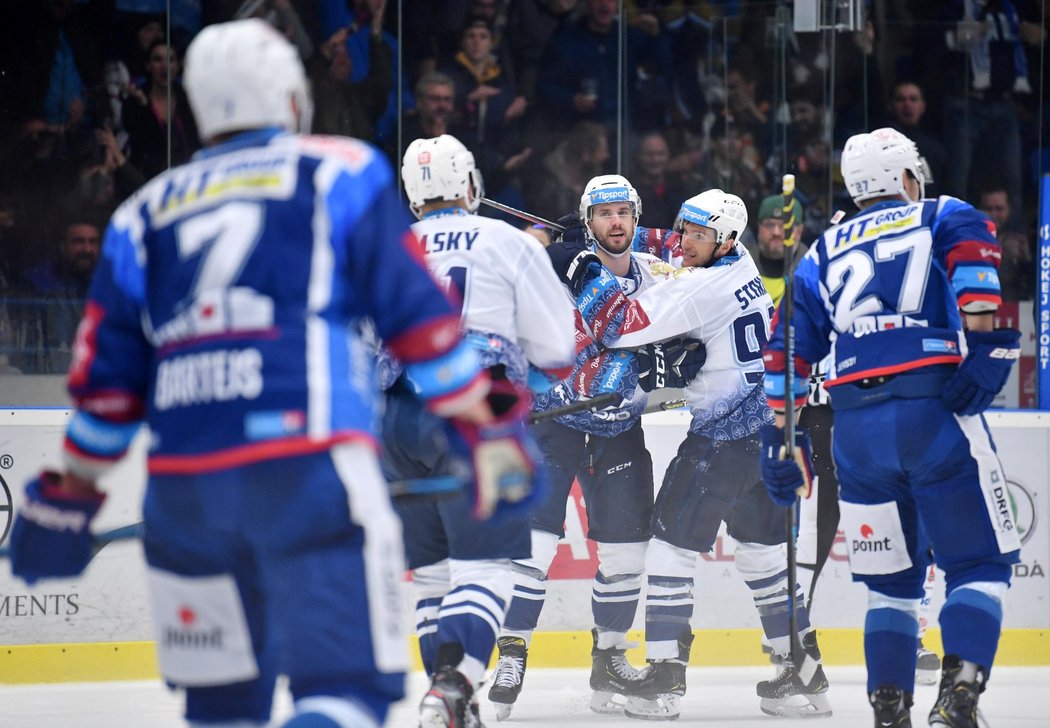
top-left (0, 408), bottom-right (1046, 683)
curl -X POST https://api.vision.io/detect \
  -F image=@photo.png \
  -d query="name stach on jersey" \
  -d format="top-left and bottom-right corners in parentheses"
top-left (828, 204), bottom-right (922, 256)
top-left (418, 230), bottom-right (479, 253)
top-left (151, 153), bottom-right (298, 227)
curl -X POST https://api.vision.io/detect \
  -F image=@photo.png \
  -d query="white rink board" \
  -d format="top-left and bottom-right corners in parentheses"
top-left (0, 408), bottom-right (1046, 646)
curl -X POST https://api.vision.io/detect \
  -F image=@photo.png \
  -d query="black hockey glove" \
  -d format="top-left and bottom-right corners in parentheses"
top-left (547, 242), bottom-right (602, 297)
top-left (554, 212), bottom-right (586, 246)
top-left (636, 338), bottom-right (707, 391)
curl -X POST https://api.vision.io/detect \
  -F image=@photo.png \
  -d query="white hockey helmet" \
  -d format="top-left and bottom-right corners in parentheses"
top-left (402, 134), bottom-right (484, 219)
top-left (673, 189), bottom-right (748, 248)
top-left (840, 127), bottom-right (931, 205)
top-left (184, 19), bottom-right (313, 141)
top-left (579, 174), bottom-right (642, 224)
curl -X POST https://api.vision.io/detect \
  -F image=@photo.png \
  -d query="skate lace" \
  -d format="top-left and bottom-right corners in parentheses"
top-left (493, 654), bottom-right (524, 688)
top-left (610, 653), bottom-right (647, 680)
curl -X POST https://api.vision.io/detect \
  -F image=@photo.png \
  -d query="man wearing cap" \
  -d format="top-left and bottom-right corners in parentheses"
top-left (744, 194), bottom-right (808, 305)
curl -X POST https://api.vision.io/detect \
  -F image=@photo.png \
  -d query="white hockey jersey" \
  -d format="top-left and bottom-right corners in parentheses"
top-left (412, 209), bottom-right (575, 381)
top-left (595, 243), bottom-right (776, 440)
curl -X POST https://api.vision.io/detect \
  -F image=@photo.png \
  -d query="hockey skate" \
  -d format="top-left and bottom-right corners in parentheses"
top-left (487, 636), bottom-right (527, 721)
top-left (589, 628), bottom-right (649, 713)
top-left (928, 655), bottom-right (986, 728)
top-left (419, 667), bottom-right (483, 728)
top-left (915, 639), bottom-right (942, 686)
top-left (756, 632), bottom-right (833, 718)
top-left (869, 685), bottom-right (913, 728)
top-left (623, 630), bottom-right (693, 721)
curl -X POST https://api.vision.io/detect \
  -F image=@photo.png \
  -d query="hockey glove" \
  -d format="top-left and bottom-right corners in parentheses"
top-left (554, 212), bottom-right (586, 246)
top-left (942, 328), bottom-right (1021, 416)
top-left (547, 244), bottom-right (603, 298)
top-left (759, 425), bottom-right (814, 506)
top-left (10, 471), bottom-right (105, 585)
top-left (450, 380), bottom-right (545, 520)
top-left (637, 338), bottom-right (707, 391)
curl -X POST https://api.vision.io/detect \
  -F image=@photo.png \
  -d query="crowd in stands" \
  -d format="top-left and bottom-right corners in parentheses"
top-left (0, 0), bottom-right (1045, 374)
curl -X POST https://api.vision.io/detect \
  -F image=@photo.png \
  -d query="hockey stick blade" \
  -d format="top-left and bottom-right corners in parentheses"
top-left (0, 521), bottom-right (144, 562)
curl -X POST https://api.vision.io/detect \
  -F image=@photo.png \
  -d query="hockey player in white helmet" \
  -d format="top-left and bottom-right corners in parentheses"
top-left (6, 18), bottom-right (547, 728)
top-left (763, 126), bottom-right (1019, 728)
top-left (579, 173), bottom-right (643, 260)
top-left (390, 134), bottom-right (574, 727)
top-left (552, 189), bottom-right (832, 720)
top-left (489, 173), bottom-right (708, 720)
top-left (184, 19), bottom-right (313, 140)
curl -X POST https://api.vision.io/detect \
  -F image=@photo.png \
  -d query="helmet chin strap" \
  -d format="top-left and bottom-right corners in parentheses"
top-left (595, 239), bottom-right (631, 258)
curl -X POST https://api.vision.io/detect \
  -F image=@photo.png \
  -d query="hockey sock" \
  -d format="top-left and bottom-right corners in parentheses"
top-left (644, 574), bottom-right (694, 660)
top-left (435, 559), bottom-right (513, 686)
top-left (643, 539), bottom-right (697, 660)
top-left (865, 605), bottom-right (919, 693)
top-left (502, 563), bottom-right (545, 643)
top-left (939, 582), bottom-right (1005, 672)
top-left (592, 570), bottom-right (642, 637)
top-left (502, 530), bottom-right (559, 644)
top-left (412, 562), bottom-right (451, 675)
top-left (735, 542), bottom-right (811, 658)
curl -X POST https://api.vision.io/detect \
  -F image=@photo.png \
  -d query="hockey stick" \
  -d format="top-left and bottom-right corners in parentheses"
top-left (388, 392), bottom-right (620, 498)
top-left (781, 174), bottom-right (819, 683)
top-left (0, 521), bottom-right (144, 562)
top-left (480, 198), bottom-right (566, 233)
top-left (644, 397), bottom-right (687, 413)
top-left (527, 391), bottom-right (620, 424)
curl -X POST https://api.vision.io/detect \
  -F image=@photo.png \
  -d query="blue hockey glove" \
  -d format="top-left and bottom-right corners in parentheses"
top-left (450, 380), bottom-right (545, 520)
top-left (759, 425), bottom-right (814, 507)
top-left (943, 328), bottom-right (1021, 416)
top-left (10, 471), bottom-right (105, 585)
top-left (637, 338), bottom-right (707, 391)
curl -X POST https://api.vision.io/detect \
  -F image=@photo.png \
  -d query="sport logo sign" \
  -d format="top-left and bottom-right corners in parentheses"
top-left (589, 187), bottom-right (631, 204)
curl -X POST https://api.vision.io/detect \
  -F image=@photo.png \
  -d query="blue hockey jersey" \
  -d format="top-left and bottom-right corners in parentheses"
top-left (763, 195), bottom-right (1002, 410)
top-left (63, 129), bottom-right (486, 476)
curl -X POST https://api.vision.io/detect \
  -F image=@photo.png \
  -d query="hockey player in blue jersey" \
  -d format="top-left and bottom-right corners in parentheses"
top-left (555, 189), bottom-right (831, 720)
top-left (387, 133), bottom-right (575, 728)
top-left (6, 20), bottom-right (540, 728)
top-left (488, 174), bottom-right (699, 719)
top-left (760, 127), bottom-right (1022, 728)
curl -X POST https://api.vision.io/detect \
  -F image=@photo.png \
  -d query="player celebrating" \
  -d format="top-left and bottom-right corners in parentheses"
top-left (565, 189), bottom-right (834, 720)
top-left (489, 174), bottom-right (676, 719)
top-left (6, 20), bottom-right (536, 728)
top-left (389, 133), bottom-right (575, 728)
top-left (760, 128), bottom-right (1022, 728)
top-left (554, 189), bottom-right (832, 721)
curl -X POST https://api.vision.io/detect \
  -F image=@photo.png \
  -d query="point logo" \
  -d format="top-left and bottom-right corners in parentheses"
top-left (852, 523), bottom-right (892, 553)
top-left (178, 606), bottom-right (197, 626)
